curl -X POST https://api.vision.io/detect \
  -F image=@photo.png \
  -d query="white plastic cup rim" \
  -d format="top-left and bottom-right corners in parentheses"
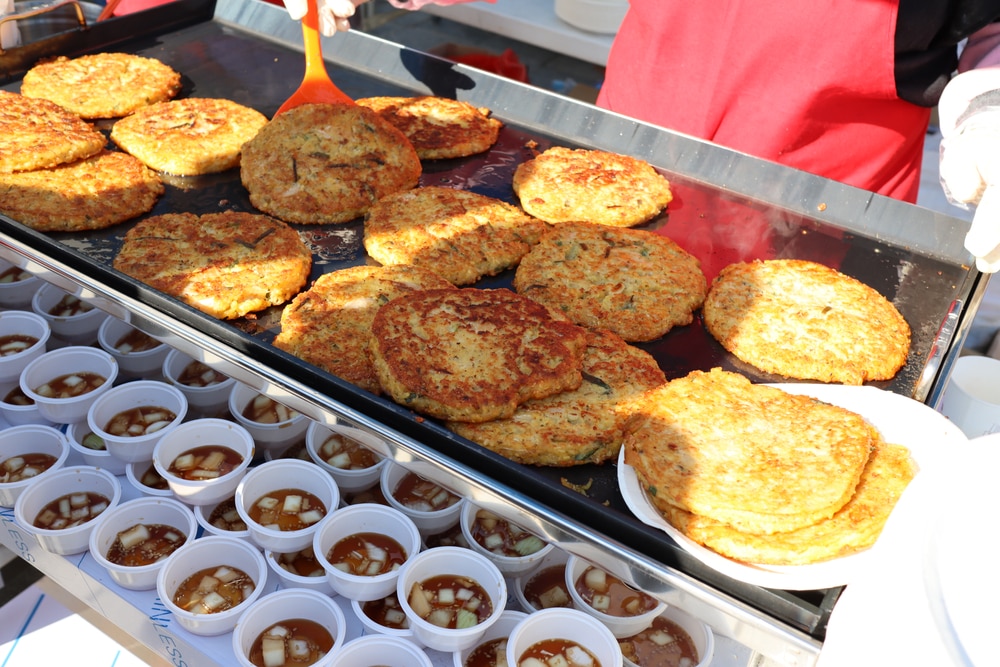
top-left (64, 420), bottom-right (128, 476)
top-left (193, 497), bottom-right (253, 541)
top-left (155, 535), bottom-right (269, 636)
top-left (0, 309), bottom-right (50, 383)
top-left (13, 465), bottom-right (122, 555)
top-left (459, 501), bottom-right (554, 576)
top-left (395, 545), bottom-right (508, 653)
top-left (452, 609), bottom-right (528, 667)
top-left (96, 317), bottom-right (168, 377)
top-left (87, 496), bottom-right (197, 591)
top-left (506, 606), bottom-right (624, 667)
top-left (304, 421), bottom-right (388, 494)
top-left (0, 424), bottom-right (71, 507)
top-left (231, 588), bottom-right (348, 667)
top-left (160, 349), bottom-right (235, 414)
top-left (511, 547), bottom-right (572, 614)
top-left (125, 460), bottom-right (174, 498)
top-left (87, 380), bottom-right (188, 464)
top-left (152, 418), bottom-right (255, 506)
top-left (18, 346), bottom-right (119, 424)
top-left (329, 633), bottom-right (434, 667)
top-left (313, 502), bottom-right (422, 601)
top-left (620, 605), bottom-right (716, 667)
top-left (379, 462), bottom-right (464, 536)
top-left (263, 546), bottom-right (335, 595)
top-left (564, 555), bottom-right (668, 638)
top-left (235, 458), bottom-right (340, 552)
top-left (347, 596), bottom-right (422, 645)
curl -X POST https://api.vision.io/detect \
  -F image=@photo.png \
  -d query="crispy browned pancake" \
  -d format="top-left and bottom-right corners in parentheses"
top-left (363, 186), bottom-right (548, 285)
top-left (240, 103), bottom-right (421, 224)
top-left (110, 98), bottom-right (267, 175)
top-left (448, 328), bottom-right (666, 466)
top-left (0, 150), bottom-right (163, 232)
top-left (370, 288), bottom-right (587, 423)
top-left (512, 146), bottom-right (672, 227)
top-left (274, 265), bottom-right (456, 394)
top-left (0, 90), bottom-right (106, 173)
top-left (114, 212), bottom-right (312, 320)
top-left (514, 222), bottom-right (706, 342)
top-left (21, 53), bottom-right (181, 119)
top-left (624, 368), bottom-right (875, 534)
top-left (703, 259), bottom-right (911, 384)
top-left (661, 440), bottom-right (916, 565)
top-left (356, 96), bottom-right (502, 159)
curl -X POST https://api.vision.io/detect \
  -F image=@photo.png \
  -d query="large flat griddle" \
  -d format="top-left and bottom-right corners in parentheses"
top-left (0, 0), bottom-right (985, 660)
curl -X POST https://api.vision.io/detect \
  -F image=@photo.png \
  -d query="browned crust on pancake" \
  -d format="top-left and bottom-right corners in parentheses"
top-left (356, 96), bottom-right (502, 159)
top-left (110, 98), bottom-right (268, 175)
top-left (21, 53), bottom-right (182, 119)
top-left (702, 259), bottom-right (911, 384)
top-left (240, 103), bottom-right (422, 225)
top-left (512, 146), bottom-right (673, 227)
top-left (363, 186), bottom-right (548, 285)
top-left (447, 328), bottom-right (666, 466)
top-left (514, 222), bottom-right (707, 342)
top-left (624, 368), bottom-right (875, 534)
top-left (113, 211), bottom-right (312, 320)
top-left (660, 440), bottom-right (916, 565)
top-left (274, 265), bottom-right (456, 394)
top-left (0, 150), bottom-right (163, 232)
top-left (0, 90), bottom-right (106, 173)
top-left (370, 288), bottom-right (588, 423)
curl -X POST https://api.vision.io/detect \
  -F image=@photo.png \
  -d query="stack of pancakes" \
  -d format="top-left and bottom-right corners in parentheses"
top-left (624, 368), bottom-right (916, 565)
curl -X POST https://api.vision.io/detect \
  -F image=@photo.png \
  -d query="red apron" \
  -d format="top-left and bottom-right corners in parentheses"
top-left (597, 1), bottom-right (930, 202)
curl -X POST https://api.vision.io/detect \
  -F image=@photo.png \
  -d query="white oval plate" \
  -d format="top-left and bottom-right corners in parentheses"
top-left (617, 383), bottom-right (968, 590)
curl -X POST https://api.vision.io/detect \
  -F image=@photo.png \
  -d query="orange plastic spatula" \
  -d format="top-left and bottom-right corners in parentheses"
top-left (275, 0), bottom-right (354, 115)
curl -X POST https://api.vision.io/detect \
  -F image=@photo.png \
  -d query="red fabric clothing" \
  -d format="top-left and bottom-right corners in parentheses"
top-left (597, 1), bottom-right (931, 202)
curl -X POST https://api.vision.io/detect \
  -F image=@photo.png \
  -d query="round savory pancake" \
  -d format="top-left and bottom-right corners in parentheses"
top-left (514, 222), bottom-right (706, 342)
top-left (20, 53), bottom-right (182, 119)
top-left (274, 265), bottom-right (455, 394)
top-left (703, 259), bottom-right (911, 384)
top-left (0, 150), bottom-right (163, 232)
top-left (113, 212), bottom-right (312, 320)
top-left (447, 328), bottom-right (666, 466)
top-left (623, 368), bottom-right (875, 534)
top-left (370, 287), bottom-right (588, 423)
top-left (240, 103), bottom-right (422, 225)
top-left (355, 96), bottom-right (502, 159)
top-left (512, 146), bottom-right (673, 227)
top-left (110, 98), bottom-right (268, 176)
top-left (660, 440), bottom-right (915, 565)
top-left (0, 90), bottom-right (106, 173)
top-left (363, 186), bottom-right (548, 285)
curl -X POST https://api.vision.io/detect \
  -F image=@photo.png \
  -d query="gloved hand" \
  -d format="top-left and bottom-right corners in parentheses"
top-left (282, 0), bottom-right (370, 36)
top-left (939, 67), bottom-right (1000, 272)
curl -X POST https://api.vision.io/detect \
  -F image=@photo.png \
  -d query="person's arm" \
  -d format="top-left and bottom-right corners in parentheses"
top-left (284, 0), bottom-right (491, 36)
top-left (939, 22), bottom-right (1000, 271)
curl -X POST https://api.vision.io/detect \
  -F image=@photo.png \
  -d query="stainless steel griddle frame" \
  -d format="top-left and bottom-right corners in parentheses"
top-left (0, 1), bottom-right (989, 665)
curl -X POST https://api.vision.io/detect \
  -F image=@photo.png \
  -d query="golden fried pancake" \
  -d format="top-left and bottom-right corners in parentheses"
top-left (21, 53), bottom-right (182, 119)
top-left (624, 368), bottom-right (875, 534)
top-left (363, 186), bottom-right (548, 285)
top-left (512, 146), bottom-right (673, 227)
top-left (703, 259), bottom-right (911, 384)
top-left (0, 150), bottom-right (163, 232)
top-left (514, 222), bottom-right (706, 342)
top-left (274, 265), bottom-right (455, 394)
top-left (356, 95), bottom-right (502, 159)
top-left (114, 212), bottom-right (312, 320)
top-left (110, 98), bottom-right (267, 175)
top-left (448, 328), bottom-right (665, 466)
top-left (661, 440), bottom-right (916, 565)
top-left (370, 288), bottom-right (588, 423)
top-left (0, 90), bottom-right (106, 173)
top-left (240, 103), bottom-right (421, 224)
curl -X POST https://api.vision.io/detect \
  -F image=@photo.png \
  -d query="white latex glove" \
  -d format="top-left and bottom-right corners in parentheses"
top-left (939, 67), bottom-right (1000, 272)
top-left (283, 0), bottom-right (370, 36)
